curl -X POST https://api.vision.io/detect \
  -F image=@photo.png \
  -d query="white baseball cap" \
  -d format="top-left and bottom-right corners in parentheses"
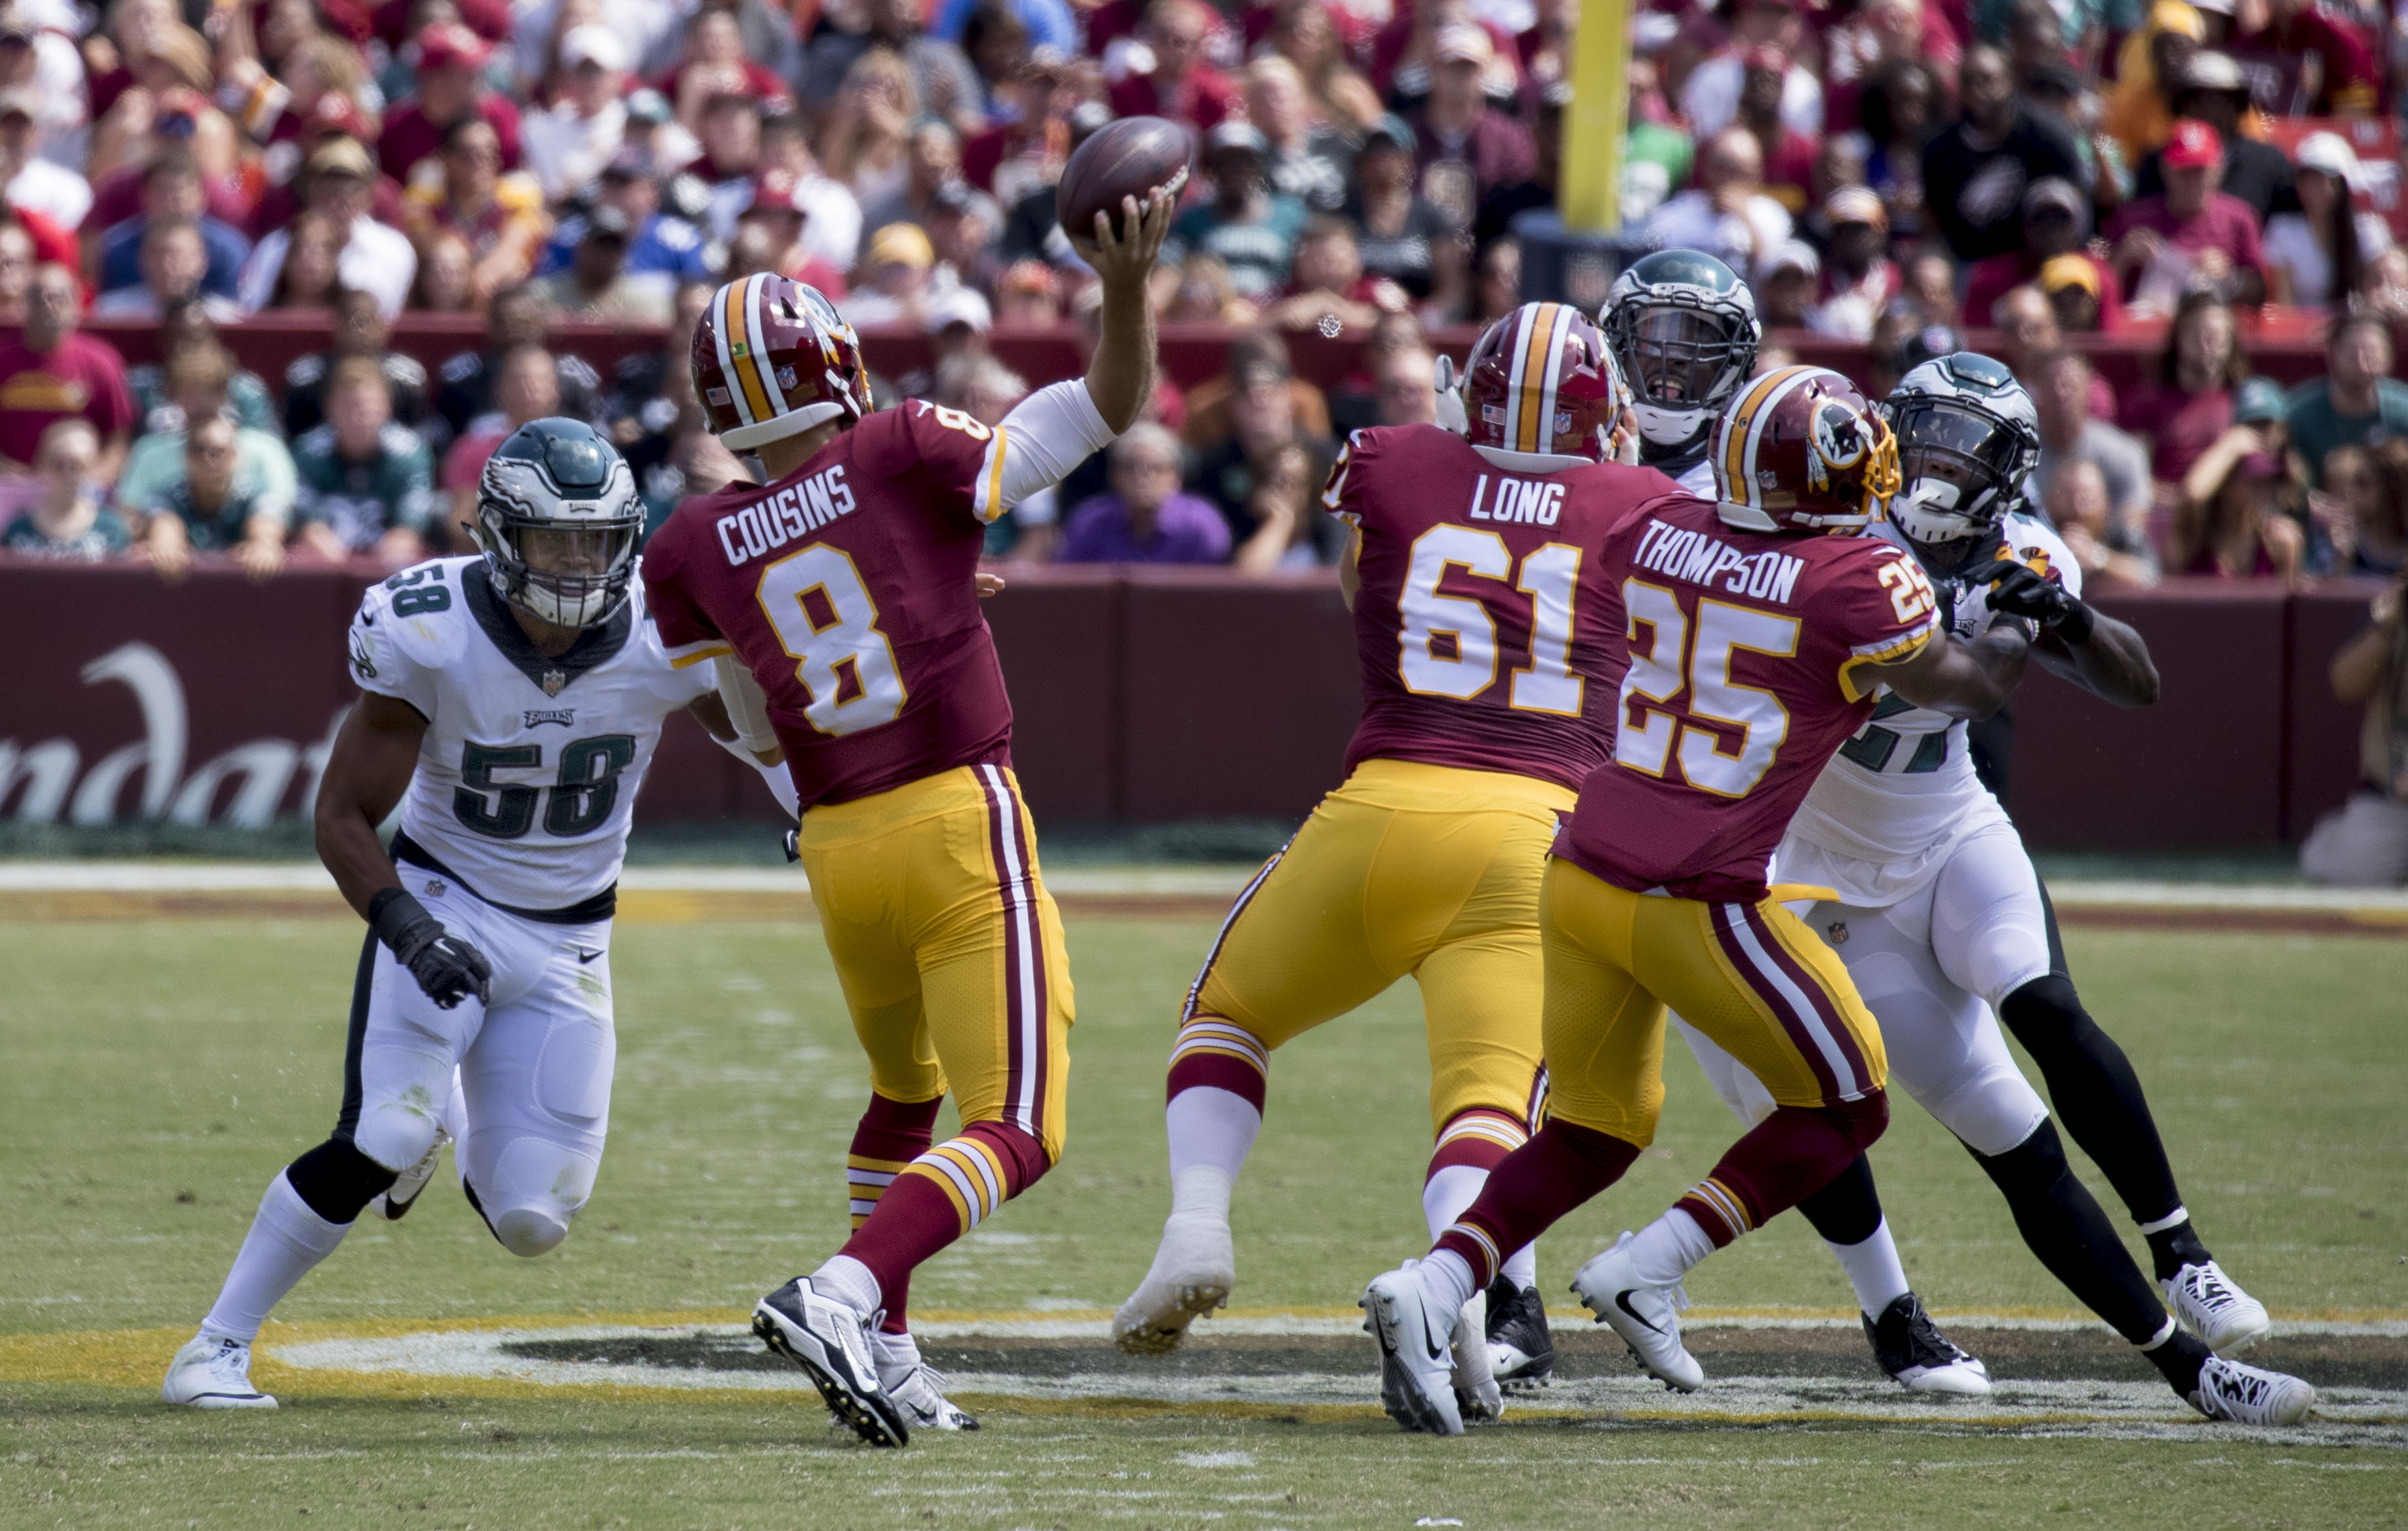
top-left (559, 24), bottom-right (626, 71)
top-left (2294, 130), bottom-right (2362, 187)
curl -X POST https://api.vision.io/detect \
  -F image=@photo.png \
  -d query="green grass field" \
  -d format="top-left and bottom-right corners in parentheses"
top-left (3, 907), bottom-right (2404, 1528)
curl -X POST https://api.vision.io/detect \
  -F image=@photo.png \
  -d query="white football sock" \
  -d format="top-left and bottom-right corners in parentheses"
top-left (1167, 1164), bottom-right (1234, 1224)
top-left (1825, 1216), bottom-right (1912, 1318)
top-left (1501, 1243), bottom-right (1539, 1292)
top-left (1627, 1209), bottom-right (1718, 1288)
top-left (1421, 1164), bottom-right (1487, 1242)
top-left (199, 1171), bottom-right (350, 1343)
top-left (870, 1326), bottom-right (920, 1382)
top-left (1165, 1085), bottom-right (1261, 1183)
top-left (1418, 1249), bottom-right (1478, 1315)
top-left (811, 1253), bottom-right (881, 1318)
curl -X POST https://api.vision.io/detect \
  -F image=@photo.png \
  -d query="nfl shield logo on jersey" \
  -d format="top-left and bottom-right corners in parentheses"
top-left (542, 667), bottom-right (568, 697)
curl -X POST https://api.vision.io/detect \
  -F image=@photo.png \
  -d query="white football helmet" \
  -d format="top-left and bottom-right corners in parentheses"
top-left (474, 417), bottom-right (643, 628)
top-left (1881, 353), bottom-right (2042, 575)
top-left (1600, 248), bottom-right (1762, 452)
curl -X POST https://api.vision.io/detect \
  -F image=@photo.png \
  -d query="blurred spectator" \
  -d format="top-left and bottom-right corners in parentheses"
top-left (379, 23), bottom-right (521, 187)
top-left (294, 356), bottom-right (435, 563)
top-left (1163, 252), bottom-right (1252, 322)
top-left (926, 180), bottom-right (1004, 300)
top-left (1806, 187), bottom-right (1902, 341)
top-left (2287, 317), bottom-right (2408, 489)
top-left (739, 169), bottom-right (852, 295)
top-left (521, 24), bottom-right (630, 200)
top-left (2102, 1), bottom-right (2203, 164)
top-left (1347, 116), bottom-right (1462, 317)
top-left (1866, 315), bottom-right (1962, 399)
top-left (955, 0), bottom-right (1034, 119)
top-left (1328, 309), bottom-right (1430, 437)
top-left (2230, 0), bottom-right (2382, 117)
top-left (1923, 44), bottom-right (2084, 264)
top-left (1189, 355), bottom-right (1335, 570)
top-left (1474, 87), bottom-right (1563, 252)
top-left (2129, 53), bottom-right (2291, 223)
top-left (0, 3), bottom-right (86, 165)
top-left (405, 117), bottom-right (549, 309)
top-left (2317, 441), bottom-right (2408, 575)
top-left (543, 149), bottom-right (719, 286)
top-left (134, 414), bottom-right (288, 582)
top-left (993, 258), bottom-right (1059, 324)
top-left (2045, 457), bottom-right (2161, 589)
top-left (1263, 217), bottom-right (1403, 333)
top-left (97, 152), bottom-right (251, 301)
top-left (2019, 62), bottom-right (2132, 216)
top-left (0, 263), bottom-right (132, 482)
top-left (2301, 575), bottom-right (2408, 885)
top-left (1900, 250), bottom-right (1961, 332)
top-left (1372, 346), bottom-right (1438, 428)
top-left (1108, 0), bottom-right (1236, 134)
top-left (85, 27), bottom-right (229, 194)
top-left (245, 99), bottom-right (410, 242)
top-left (2036, 349), bottom-right (2154, 530)
top-left (1853, 58), bottom-right (1943, 244)
top-left (1266, 1), bottom-right (1381, 134)
top-left (799, 0), bottom-right (983, 139)
top-left (535, 206), bottom-right (673, 325)
top-left (2040, 256), bottom-right (2109, 332)
top-left (861, 121), bottom-right (984, 258)
top-left (815, 50), bottom-right (917, 218)
top-left (1472, 237), bottom-right (1520, 324)
top-left (1250, 57), bottom-right (1349, 216)
top-left (1826, 0), bottom-right (1952, 132)
top-left (2264, 133), bottom-right (2391, 310)
top-left (117, 340), bottom-right (300, 542)
top-left (1166, 123), bottom-right (1306, 305)
top-left (443, 341), bottom-right (559, 525)
top-left (2106, 119), bottom-right (2265, 311)
top-left (936, 0), bottom-right (1078, 58)
top-left (2120, 291), bottom-right (2245, 482)
top-left (93, 221), bottom-right (243, 321)
top-left (132, 303), bottom-right (277, 438)
top-left (0, 217), bottom-right (33, 323)
top-left (663, 7), bottom-right (789, 134)
top-left (0, 419), bottom-right (125, 560)
top-left (1756, 241), bottom-right (1817, 328)
top-left (1406, 26), bottom-right (1535, 231)
top-left (606, 279), bottom-right (712, 530)
top-left (0, 87), bottom-right (86, 228)
top-left (2169, 441), bottom-right (2303, 578)
top-left (1644, 127), bottom-right (1791, 278)
top-left (1060, 423), bottom-right (1229, 565)
top-left (1990, 286), bottom-right (2098, 412)
top-left (241, 140), bottom-right (419, 319)
top-left (412, 231), bottom-right (476, 311)
top-left (837, 221), bottom-right (934, 325)
top-left (283, 288), bottom-right (430, 440)
top-left (1682, 0), bottom-right (1823, 142)
top-left (1184, 328), bottom-right (1328, 453)
top-left (1964, 180), bottom-right (2125, 334)
top-left (1737, 47), bottom-right (1819, 215)
top-left (434, 282), bottom-right (601, 442)
top-left (257, 208), bottom-right (347, 311)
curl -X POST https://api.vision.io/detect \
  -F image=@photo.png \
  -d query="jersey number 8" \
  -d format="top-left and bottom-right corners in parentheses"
top-left (1397, 524), bottom-right (1585, 715)
top-left (1616, 578), bottom-right (1801, 798)
top-left (757, 543), bottom-right (909, 737)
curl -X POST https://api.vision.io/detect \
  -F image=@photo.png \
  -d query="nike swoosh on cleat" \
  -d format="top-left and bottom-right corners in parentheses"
top-left (1613, 1290), bottom-right (1667, 1336)
top-left (576, 949), bottom-right (603, 964)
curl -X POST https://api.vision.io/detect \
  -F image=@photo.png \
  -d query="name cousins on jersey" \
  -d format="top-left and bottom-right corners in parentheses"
top-left (1631, 518), bottom-right (1807, 606)
top-left (714, 464), bottom-right (858, 566)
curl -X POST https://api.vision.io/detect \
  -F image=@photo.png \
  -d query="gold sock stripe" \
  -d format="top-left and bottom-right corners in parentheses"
top-left (902, 1136), bottom-right (1012, 1234)
top-left (1170, 1019), bottom-right (1271, 1076)
top-left (1437, 1110), bottom-right (1530, 1152)
top-left (1447, 1220), bottom-right (1503, 1277)
top-left (846, 1166), bottom-right (897, 1228)
top-left (1687, 1178), bottom-right (1754, 1240)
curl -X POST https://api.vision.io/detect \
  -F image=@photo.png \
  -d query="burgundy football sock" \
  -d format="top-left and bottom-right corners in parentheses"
top-left (1432, 1119), bottom-right (1642, 1288)
top-left (837, 1120), bottom-right (1053, 1306)
top-left (846, 1094), bottom-right (941, 1334)
top-left (1674, 1093), bottom-right (1891, 1248)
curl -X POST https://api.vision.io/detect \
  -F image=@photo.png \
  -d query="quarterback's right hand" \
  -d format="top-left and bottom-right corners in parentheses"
top-left (368, 887), bottom-right (493, 1010)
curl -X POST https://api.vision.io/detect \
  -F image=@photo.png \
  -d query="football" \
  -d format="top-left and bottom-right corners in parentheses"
top-left (1056, 115), bottom-right (1192, 245)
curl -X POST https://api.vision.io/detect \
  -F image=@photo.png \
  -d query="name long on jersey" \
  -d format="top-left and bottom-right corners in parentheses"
top-left (345, 556), bottom-right (714, 913)
top-left (1788, 511), bottom-right (2078, 864)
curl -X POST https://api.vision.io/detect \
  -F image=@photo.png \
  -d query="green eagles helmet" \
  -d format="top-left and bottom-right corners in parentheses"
top-left (473, 417), bottom-right (644, 628)
top-left (1882, 352), bottom-right (2043, 576)
top-left (1600, 248), bottom-right (1762, 452)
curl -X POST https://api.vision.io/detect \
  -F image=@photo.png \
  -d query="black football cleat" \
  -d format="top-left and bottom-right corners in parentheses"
top-left (1484, 1272), bottom-right (1555, 1389)
top-left (1865, 1292), bottom-right (1990, 1395)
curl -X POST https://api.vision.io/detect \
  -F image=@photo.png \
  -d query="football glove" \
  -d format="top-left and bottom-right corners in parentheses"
top-left (368, 887), bottom-right (493, 1009)
top-left (1973, 558), bottom-right (2093, 644)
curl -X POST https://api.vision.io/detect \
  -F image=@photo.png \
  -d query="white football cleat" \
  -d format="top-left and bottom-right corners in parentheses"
top-left (2163, 1262), bottom-right (2272, 1356)
top-left (162, 1334), bottom-right (277, 1409)
top-left (368, 1129), bottom-right (451, 1222)
top-left (1113, 1210), bottom-right (1234, 1356)
top-left (2188, 1355), bottom-right (2315, 1425)
top-left (1360, 1262), bottom-right (1464, 1435)
top-left (1865, 1292), bottom-right (1991, 1395)
top-left (1571, 1231), bottom-right (1705, 1393)
top-left (753, 1278), bottom-right (909, 1447)
top-left (1449, 1289), bottom-right (1503, 1424)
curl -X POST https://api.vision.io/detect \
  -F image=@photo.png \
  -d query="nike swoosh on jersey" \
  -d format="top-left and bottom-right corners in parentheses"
top-left (1614, 1289), bottom-right (1667, 1335)
top-left (576, 948), bottom-right (603, 964)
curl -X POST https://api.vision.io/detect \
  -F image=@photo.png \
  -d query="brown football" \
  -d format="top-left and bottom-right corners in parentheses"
top-left (1056, 116), bottom-right (1192, 244)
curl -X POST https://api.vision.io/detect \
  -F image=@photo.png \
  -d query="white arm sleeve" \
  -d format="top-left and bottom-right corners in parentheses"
top-left (713, 654), bottom-right (781, 757)
top-left (975, 379), bottom-right (1118, 520)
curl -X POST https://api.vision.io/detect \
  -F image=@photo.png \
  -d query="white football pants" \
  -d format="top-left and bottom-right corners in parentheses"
top-left (1674, 814), bottom-right (2053, 1157)
top-left (345, 868), bottom-right (616, 1256)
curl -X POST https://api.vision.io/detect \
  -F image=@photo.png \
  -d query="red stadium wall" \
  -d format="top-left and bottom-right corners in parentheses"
top-left (0, 562), bottom-right (2383, 851)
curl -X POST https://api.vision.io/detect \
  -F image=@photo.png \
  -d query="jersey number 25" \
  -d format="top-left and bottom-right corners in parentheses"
top-left (1616, 578), bottom-right (1801, 798)
top-left (1397, 524), bottom-right (1585, 714)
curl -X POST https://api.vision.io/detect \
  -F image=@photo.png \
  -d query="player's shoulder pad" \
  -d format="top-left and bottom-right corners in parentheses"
top-left (2001, 509), bottom-right (2083, 601)
top-left (357, 556), bottom-right (478, 670)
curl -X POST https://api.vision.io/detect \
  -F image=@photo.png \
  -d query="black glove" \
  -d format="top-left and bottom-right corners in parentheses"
top-left (368, 887), bottom-right (493, 1009)
top-left (1971, 558), bottom-right (2093, 644)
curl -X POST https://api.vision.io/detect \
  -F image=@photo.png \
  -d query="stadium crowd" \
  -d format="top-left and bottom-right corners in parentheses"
top-left (0, 0), bottom-right (2401, 583)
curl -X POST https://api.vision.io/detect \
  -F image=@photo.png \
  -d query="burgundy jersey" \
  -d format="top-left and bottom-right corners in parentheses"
top-left (1330, 425), bottom-right (1683, 792)
top-left (1556, 492), bottom-right (1943, 903)
top-left (642, 400), bottom-right (1016, 809)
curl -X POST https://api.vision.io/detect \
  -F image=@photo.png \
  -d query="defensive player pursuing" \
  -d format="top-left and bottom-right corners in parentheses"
top-left (164, 421), bottom-right (756, 1409)
top-left (1114, 303), bottom-right (1672, 1405)
top-left (1604, 250), bottom-right (1986, 1394)
top-left (1360, 366), bottom-right (2033, 1435)
top-left (1663, 354), bottom-right (2310, 1423)
top-left (641, 187), bottom-right (1172, 1446)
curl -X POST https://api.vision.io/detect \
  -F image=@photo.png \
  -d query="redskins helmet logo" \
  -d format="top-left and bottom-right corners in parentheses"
top-left (1806, 398), bottom-right (1870, 494)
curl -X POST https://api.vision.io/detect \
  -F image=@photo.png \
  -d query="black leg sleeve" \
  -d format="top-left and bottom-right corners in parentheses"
top-left (1794, 1152), bottom-right (1885, 1247)
top-left (1967, 1119), bottom-right (2170, 1347)
top-left (1997, 973), bottom-right (2184, 1229)
top-left (285, 1138), bottom-right (399, 1225)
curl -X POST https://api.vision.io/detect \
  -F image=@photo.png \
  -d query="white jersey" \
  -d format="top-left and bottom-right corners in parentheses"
top-left (345, 555), bottom-right (715, 911)
top-left (1670, 455), bottom-right (1714, 498)
top-left (1782, 512), bottom-right (2078, 902)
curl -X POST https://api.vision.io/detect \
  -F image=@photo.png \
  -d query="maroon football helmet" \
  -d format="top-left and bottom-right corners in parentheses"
top-left (690, 273), bottom-right (871, 451)
top-left (1457, 301), bottom-right (1624, 461)
top-left (1710, 365), bottom-right (1901, 533)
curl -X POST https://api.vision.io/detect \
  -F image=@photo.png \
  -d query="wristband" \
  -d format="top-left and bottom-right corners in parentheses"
top-left (2054, 599), bottom-right (2095, 645)
top-left (368, 885), bottom-right (437, 956)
